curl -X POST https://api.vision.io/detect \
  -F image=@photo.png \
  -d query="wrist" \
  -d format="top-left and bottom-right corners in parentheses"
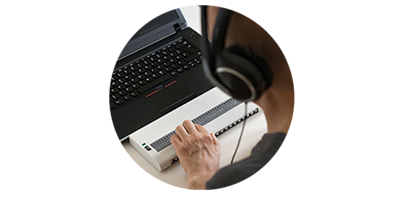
top-left (188, 180), bottom-right (206, 190)
top-left (187, 173), bottom-right (214, 190)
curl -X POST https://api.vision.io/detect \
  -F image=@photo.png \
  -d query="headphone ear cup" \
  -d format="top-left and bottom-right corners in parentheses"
top-left (216, 49), bottom-right (261, 101)
top-left (215, 46), bottom-right (272, 101)
top-left (226, 45), bottom-right (273, 90)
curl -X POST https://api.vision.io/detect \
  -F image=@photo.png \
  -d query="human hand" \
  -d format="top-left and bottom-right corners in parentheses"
top-left (170, 120), bottom-right (220, 190)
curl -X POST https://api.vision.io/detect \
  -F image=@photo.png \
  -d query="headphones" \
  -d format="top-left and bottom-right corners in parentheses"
top-left (201, 6), bottom-right (273, 102)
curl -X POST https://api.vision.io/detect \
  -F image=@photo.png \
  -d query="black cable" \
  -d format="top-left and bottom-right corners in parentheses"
top-left (230, 102), bottom-right (248, 165)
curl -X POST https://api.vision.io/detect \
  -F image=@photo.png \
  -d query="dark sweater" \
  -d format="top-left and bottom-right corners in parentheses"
top-left (206, 132), bottom-right (286, 189)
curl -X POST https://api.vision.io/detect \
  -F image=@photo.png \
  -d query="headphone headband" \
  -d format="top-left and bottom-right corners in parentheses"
top-left (211, 8), bottom-right (232, 53)
top-left (201, 6), bottom-right (233, 70)
top-left (201, 6), bottom-right (213, 69)
top-left (201, 6), bottom-right (273, 102)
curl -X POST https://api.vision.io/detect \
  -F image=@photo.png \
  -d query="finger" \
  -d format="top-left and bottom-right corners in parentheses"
top-left (169, 135), bottom-right (182, 155)
top-left (170, 134), bottom-right (181, 143)
top-left (170, 135), bottom-right (182, 150)
top-left (211, 132), bottom-right (220, 146)
top-left (182, 119), bottom-right (197, 134)
top-left (175, 125), bottom-right (188, 138)
top-left (194, 124), bottom-right (209, 134)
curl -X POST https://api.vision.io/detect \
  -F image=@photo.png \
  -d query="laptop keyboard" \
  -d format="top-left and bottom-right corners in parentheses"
top-left (110, 38), bottom-right (202, 109)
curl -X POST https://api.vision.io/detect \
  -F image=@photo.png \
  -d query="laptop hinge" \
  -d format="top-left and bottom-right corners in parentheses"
top-left (173, 23), bottom-right (182, 32)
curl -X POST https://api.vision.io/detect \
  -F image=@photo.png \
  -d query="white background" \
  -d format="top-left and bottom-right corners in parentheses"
top-left (1, 0), bottom-right (399, 210)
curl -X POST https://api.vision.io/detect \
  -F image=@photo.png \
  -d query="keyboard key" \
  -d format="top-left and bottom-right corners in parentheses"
top-left (145, 77), bottom-right (154, 82)
top-left (184, 54), bottom-right (198, 63)
top-left (137, 74), bottom-right (172, 93)
top-left (111, 94), bottom-right (120, 100)
top-left (125, 86), bottom-right (135, 93)
top-left (183, 45), bottom-right (197, 54)
top-left (139, 80), bottom-right (147, 86)
top-left (131, 83), bottom-right (140, 89)
top-left (117, 84), bottom-right (126, 90)
top-left (163, 55), bottom-right (171, 60)
top-left (114, 98), bottom-right (125, 105)
top-left (171, 64), bottom-right (180, 69)
top-left (131, 77), bottom-right (139, 83)
top-left (175, 42), bottom-right (186, 49)
top-left (124, 81), bottom-right (132, 87)
top-left (131, 71), bottom-right (138, 76)
top-left (158, 70), bottom-right (165, 76)
top-left (130, 90), bottom-right (139, 98)
top-left (156, 65), bottom-right (165, 70)
top-left (124, 95), bottom-right (132, 101)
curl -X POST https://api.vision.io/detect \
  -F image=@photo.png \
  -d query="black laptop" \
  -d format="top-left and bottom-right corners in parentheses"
top-left (110, 8), bottom-right (213, 141)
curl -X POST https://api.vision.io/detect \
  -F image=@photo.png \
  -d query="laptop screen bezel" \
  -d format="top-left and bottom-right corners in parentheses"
top-left (117, 9), bottom-right (187, 61)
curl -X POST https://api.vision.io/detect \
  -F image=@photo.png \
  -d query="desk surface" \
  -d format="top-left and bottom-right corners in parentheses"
top-left (122, 111), bottom-right (267, 188)
top-left (121, 7), bottom-right (268, 188)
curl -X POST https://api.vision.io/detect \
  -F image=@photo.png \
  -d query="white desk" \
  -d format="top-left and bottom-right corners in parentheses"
top-left (121, 6), bottom-right (268, 188)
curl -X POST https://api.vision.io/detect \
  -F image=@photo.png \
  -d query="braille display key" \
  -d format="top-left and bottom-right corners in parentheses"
top-left (150, 98), bottom-right (242, 152)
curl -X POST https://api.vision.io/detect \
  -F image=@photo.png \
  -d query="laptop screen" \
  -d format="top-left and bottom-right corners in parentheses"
top-left (118, 9), bottom-right (186, 60)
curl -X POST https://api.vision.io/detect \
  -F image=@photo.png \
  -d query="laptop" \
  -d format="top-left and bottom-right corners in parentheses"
top-left (110, 8), bottom-right (261, 171)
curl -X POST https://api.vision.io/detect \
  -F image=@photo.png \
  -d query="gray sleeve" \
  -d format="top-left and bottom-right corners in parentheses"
top-left (206, 132), bottom-right (286, 189)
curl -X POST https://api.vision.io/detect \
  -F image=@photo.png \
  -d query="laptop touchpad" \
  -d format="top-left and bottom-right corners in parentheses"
top-left (146, 79), bottom-right (194, 114)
